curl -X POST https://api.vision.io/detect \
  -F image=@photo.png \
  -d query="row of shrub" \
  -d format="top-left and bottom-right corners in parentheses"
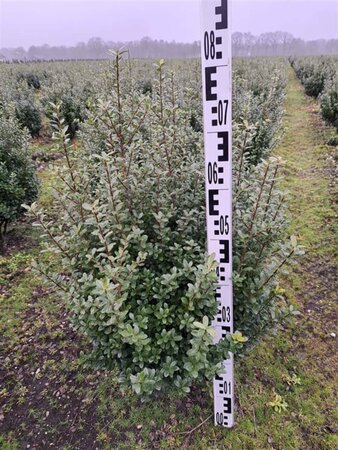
top-left (0, 64), bottom-right (99, 139)
top-left (290, 56), bottom-right (338, 129)
top-left (0, 57), bottom-right (289, 142)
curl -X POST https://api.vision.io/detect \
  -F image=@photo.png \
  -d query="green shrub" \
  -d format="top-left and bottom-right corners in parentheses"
top-left (321, 76), bottom-right (338, 130)
top-left (304, 70), bottom-right (326, 97)
top-left (189, 112), bottom-right (203, 132)
top-left (17, 72), bottom-right (41, 90)
top-left (15, 100), bottom-right (42, 137)
top-left (291, 56), bottom-right (336, 98)
top-left (0, 104), bottom-right (39, 241)
top-left (235, 81), bottom-right (285, 165)
top-left (291, 56), bottom-right (337, 129)
top-left (326, 136), bottom-right (338, 146)
top-left (44, 95), bottom-right (84, 139)
top-left (140, 79), bottom-right (153, 95)
top-left (27, 57), bottom-right (300, 395)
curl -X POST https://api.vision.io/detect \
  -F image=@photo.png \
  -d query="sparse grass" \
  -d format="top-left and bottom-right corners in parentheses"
top-left (37, 166), bottom-right (59, 211)
top-left (0, 435), bottom-right (19, 450)
top-left (0, 68), bottom-right (337, 449)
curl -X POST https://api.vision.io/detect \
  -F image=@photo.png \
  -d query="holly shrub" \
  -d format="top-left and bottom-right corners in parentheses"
top-left (15, 99), bottom-right (42, 137)
top-left (27, 55), bottom-right (301, 395)
top-left (321, 75), bottom-right (338, 130)
top-left (0, 102), bottom-right (38, 241)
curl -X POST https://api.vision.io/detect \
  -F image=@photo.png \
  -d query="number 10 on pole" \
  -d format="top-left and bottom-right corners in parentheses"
top-left (200, 0), bottom-right (234, 428)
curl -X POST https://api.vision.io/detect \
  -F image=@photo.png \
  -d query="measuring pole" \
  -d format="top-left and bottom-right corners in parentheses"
top-left (201, 0), bottom-right (234, 427)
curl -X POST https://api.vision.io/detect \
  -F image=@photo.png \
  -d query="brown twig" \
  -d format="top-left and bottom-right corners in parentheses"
top-left (175, 414), bottom-right (212, 436)
top-left (239, 162), bottom-right (270, 269)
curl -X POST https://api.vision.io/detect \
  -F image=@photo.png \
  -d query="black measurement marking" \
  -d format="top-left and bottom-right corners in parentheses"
top-left (216, 305), bottom-right (231, 324)
top-left (214, 215), bottom-right (229, 237)
top-left (215, 375), bottom-right (232, 395)
top-left (205, 67), bottom-right (217, 101)
top-left (223, 397), bottom-right (232, 413)
top-left (216, 36), bottom-right (222, 45)
top-left (216, 267), bottom-right (226, 281)
top-left (217, 100), bottom-right (229, 125)
top-left (218, 167), bottom-right (224, 173)
top-left (208, 190), bottom-right (219, 215)
top-left (217, 132), bottom-right (229, 161)
top-left (215, 0), bottom-right (228, 30)
top-left (208, 190), bottom-right (229, 196)
top-left (212, 119), bottom-right (218, 126)
top-left (204, 30), bottom-right (216, 60)
top-left (218, 306), bottom-right (231, 323)
top-left (220, 240), bottom-right (229, 263)
top-left (216, 412), bottom-right (228, 426)
top-left (219, 215), bottom-right (230, 235)
top-left (212, 106), bottom-right (217, 114)
top-left (216, 51), bottom-right (222, 59)
top-left (224, 381), bottom-right (232, 395)
top-left (221, 325), bottom-right (231, 338)
top-left (217, 387), bottom-right (225, 395)
top-left (208, 162), bottom-right (219, 184)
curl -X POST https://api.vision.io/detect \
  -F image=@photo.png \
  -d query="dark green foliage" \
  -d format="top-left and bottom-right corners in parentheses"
top-left (291, 56), bottom-right (338, 128)
top-left (0, 106), bottom-right (39, 238)
top-left (326, 136), bottom-right (338, 146)
top-left (17, 72), bottom-right (41, 89)
top-left (233, 60), bottom-right (288, 166)
top-left (15, 100), bottom-right (42, 137)
top-left (45, 95), bottom-right (85, 139)
top-left (304, 71), bottom-right (326, 97)
top-left (141, 80), bottom-right (153, 95)
top-left (189, 112), bottom-right (203, 132)
top-left (291, 56), bottom-right (336, 98)
top-left (60, 96), bottom-right (83, 138)
top-left (321, 77), bottom-right (338, 130)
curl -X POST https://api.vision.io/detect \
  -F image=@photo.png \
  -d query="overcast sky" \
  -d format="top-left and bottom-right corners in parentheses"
top-left (0, 0), bottom-right (337, 49)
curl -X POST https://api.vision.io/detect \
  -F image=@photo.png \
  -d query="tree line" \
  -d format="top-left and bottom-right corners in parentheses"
top-left (1, 33), bottom-right (337, 61)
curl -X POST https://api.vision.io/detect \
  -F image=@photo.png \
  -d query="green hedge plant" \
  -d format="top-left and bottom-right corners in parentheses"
top-left (320, 75), bottom-right (338, 130)
top-left (0, 102), bottom-right (39, 246)
top-left (15, 99), bottom-right (42, 137)
top-left (290, 56), bottom-right (335, 98)
top-left (27, 55), bottom-right (301, 395)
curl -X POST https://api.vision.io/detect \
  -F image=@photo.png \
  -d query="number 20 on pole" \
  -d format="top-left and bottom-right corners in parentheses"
top-left (200, 0), bottom-right (234, 428)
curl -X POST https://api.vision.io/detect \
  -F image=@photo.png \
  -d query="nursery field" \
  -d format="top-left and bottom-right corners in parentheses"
top-left (0, 56), bottom-right (337, 449)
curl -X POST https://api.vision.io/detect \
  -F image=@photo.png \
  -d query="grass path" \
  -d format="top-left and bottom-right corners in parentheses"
top-left (268, 68), bottom-right (338, 448)
top-left (0, 68), bottom-right (337, 450)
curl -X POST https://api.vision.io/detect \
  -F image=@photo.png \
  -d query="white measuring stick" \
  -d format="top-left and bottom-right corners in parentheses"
top-left (200, 0), bottom-right (234, 428)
